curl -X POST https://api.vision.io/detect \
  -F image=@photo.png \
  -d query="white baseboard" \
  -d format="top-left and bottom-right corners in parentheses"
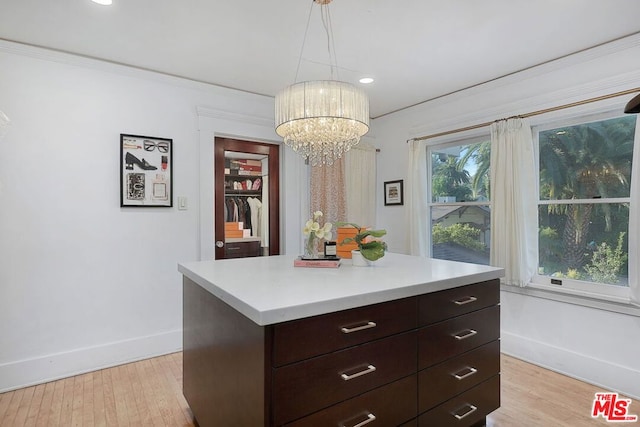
top-left (0, 329), bottom-right (182, 393)
top-left (501, 331), bottom-right (640, 400)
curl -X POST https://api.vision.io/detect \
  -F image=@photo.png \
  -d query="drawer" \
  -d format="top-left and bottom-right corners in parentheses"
top-left (284, 375), bottom-right (417, 427)
top-left (272, 297), bottom-right (418, 366)
top-left (418, 340), bottom-right (500, 412)
top-left (273, 332), bottom-right (417, 425)
top-left (224, 240), bottom-right (260, 258)
top-left (419, 279), bottom-right (499, 326)
top-left (418, 375), bottom-right (500, 427)
top-left (418, 305), bottom-right (499, 369)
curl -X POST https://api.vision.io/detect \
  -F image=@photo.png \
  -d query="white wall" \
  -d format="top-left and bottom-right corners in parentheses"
top-left (371, 34), bottom-right (640, 398)
top-left (0, 41), bottom-right (303, 392)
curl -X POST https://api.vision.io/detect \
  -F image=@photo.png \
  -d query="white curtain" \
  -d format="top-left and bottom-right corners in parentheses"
top-left (344, 142), bottom-right (376, 226)
top-left (630, 115), bottom-right (640, 306)
top-left (490, 118), bottom-right (538, 286)
top-left (407, 139), bottom-right (429, 256)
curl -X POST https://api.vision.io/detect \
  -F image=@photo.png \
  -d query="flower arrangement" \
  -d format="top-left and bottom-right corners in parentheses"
top-left (303, 211), bottom-right (333, 258)
top-left (337, 222), bottom-right (387, 261)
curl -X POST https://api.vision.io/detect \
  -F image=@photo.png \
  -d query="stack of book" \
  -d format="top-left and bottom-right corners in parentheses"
top-left (225, 222), bottom-right (250, 238)
top-left (293, 256), bottom-right (341, 268)
top-left (225, 159), bottom-right (262, 176)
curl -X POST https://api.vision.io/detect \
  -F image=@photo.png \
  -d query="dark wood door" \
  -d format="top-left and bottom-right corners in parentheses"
top-left (214, 137), bottom-right (280, 259)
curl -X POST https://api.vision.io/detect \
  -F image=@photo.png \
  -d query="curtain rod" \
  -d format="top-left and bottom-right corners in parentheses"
top-left (408, 87), bottom-right (640, 143)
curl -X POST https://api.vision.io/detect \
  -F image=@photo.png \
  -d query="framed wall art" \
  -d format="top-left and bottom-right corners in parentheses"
top-left (120, 134), bottom-right (173, 207)
top-left (384, 179), bottom-right (404, 206)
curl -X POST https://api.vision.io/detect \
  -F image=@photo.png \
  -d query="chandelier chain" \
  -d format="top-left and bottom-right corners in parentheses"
top-left (320, 4), bottom-right (339, 81)
top-left (294, 1), bottom-right (315, 83)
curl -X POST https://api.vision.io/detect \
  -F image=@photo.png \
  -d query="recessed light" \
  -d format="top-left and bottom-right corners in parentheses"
top-left (92, 0), bottom-right (113, 5)
top-left (359, 77), bottom-right (374, 84)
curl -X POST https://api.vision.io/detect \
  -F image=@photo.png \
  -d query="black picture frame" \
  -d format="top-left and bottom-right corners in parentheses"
top-left (120, 134), bottom-right (173, 207)
top-left (384, 180), bottom-right (404, 206)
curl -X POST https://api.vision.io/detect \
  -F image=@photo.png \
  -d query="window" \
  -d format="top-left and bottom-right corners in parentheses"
top-left (428, 137), bottom-right (491, 265)
top-left (535, 113), bottom-right (636, 298)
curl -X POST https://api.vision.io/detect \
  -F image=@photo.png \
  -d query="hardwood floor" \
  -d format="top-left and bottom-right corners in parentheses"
top-left (0, 352), bottom-right (635, 426)
top-left (0, 353), bottom-right (194, 427)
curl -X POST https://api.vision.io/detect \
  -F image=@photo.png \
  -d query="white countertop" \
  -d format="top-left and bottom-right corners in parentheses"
top-left (178, 253), bottom-right (504, 326)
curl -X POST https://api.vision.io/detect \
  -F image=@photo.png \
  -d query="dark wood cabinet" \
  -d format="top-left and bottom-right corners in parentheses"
top-left (183, 277), bottom-right (500, 426)
top-left (224, 240), bottom-right (260, 258)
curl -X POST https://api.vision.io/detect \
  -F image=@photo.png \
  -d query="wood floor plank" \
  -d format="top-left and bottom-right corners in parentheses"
top-left (47, 380), bottom-right (64, 426)
top-left (109, 363), bottom-right (133, 426)
top-left (91, 371), bottom-right (106, 427)
top-left (13, 385), bottom-right (35, 426)
top-left (23, 383), bottom-right (46, 427)
top-left (100, 368), bottom-right (118, 426)
top-left (115, 363), bottom-right (140, 425)
top-left (135, 358), bottom-right (166, 426)
top-left (2, 387), bottom-right (25, 426)
top-left (126, 361), bottom-right (152, 425)
top-left (80, 371), bottom-right (94, 427)
top-left (151, 354), bottom-right (191, 426)
top-left (57, 377), bottom-right (75, 427)
top-left (0, 390), bottom-right (13, 421)
top-left (69, 373), bottom-right (86, 427)
top-left (35, 381), bottom-right (57, 427)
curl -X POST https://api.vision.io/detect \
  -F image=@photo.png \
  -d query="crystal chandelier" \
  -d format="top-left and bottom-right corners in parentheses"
top-left (274, 0), bottom-right (369, 166)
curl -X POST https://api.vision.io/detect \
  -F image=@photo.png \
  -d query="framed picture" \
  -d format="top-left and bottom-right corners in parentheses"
top-left (384, 180), bottom-right (404, 206)
top-left (120, 134), bottom-right (173, 207)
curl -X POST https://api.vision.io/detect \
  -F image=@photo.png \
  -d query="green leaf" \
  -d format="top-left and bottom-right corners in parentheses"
top-left (360, 241), bottom-right (386, 261)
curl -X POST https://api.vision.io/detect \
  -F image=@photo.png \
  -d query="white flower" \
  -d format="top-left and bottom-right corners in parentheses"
top-left (302, 211), bottom-right (332, 241)
top-left (303, 219), bottom-right (314, 236)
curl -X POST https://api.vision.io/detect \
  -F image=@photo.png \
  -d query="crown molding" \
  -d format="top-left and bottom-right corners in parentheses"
top-left (196, 106), bottom-right (274, 128)
top-left (0, 38), bottom-right (265, 99)
top-left (407, 53), bottom-right (640, 140)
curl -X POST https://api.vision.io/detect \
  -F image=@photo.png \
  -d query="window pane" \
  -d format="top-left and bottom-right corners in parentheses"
top-left (539, 116), bottom-right (636, 200)
top-left (538, 203), bottom-right (629, 286)
top-left (431, 206), bottom-right (490, 265)
top-left (431, 140), bottom-right (491, 202)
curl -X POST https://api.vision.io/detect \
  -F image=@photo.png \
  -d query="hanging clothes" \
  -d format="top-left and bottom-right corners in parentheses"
top-left (247, 197), bottom-right (262, 239)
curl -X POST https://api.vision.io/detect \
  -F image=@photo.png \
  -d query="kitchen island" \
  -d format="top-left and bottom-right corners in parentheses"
top-left (179, 253), bottom-right (504, 426)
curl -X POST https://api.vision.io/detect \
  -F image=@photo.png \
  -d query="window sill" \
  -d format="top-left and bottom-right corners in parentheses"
top-left (500, 282), bottom-right (640, 317)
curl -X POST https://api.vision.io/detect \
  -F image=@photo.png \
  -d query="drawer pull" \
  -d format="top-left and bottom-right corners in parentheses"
top-left (453, 366), bottom-right (478, 380)
top-left (453, 296), bottom-right (478, 305)
top-left (452, 404), bottom-right (477, 420)
top-left (340, 364), bottom-right (377, 381)
top-left (341, 413), bottom-right (376, 427)
top-left (453, 329), bottom-right (477, 340)
top-left (340, 321), bottom-right (377, 334)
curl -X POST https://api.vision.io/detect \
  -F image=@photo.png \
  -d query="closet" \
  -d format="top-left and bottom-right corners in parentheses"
top-left (214, 137), bottom-right (280, 259)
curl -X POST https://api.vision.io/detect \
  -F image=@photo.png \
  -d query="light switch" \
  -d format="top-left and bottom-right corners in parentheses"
top-left (178, 196), bottom-right (188, 210)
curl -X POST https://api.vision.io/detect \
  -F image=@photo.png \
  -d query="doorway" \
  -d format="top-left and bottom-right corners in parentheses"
top-left (214, 137), bottom-right (280, 259)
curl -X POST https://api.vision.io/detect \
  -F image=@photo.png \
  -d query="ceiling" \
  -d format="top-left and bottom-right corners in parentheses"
top-left (2, 0), bottom-right (640, 118)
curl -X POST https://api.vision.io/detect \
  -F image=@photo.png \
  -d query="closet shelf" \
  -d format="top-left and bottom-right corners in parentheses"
top-left (225, 190), bottom-right (262, 196)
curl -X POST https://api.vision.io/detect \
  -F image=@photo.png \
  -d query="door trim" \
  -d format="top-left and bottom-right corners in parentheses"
top-left (215, 137), bottom-right (280, 259)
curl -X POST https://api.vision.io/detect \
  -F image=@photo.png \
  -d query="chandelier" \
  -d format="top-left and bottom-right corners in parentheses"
top-left (274, 0), bottom-right (369, 166)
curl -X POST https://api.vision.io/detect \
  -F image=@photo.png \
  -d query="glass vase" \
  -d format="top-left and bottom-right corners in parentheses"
top-left (304, 235), bottom-right (320, 259)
